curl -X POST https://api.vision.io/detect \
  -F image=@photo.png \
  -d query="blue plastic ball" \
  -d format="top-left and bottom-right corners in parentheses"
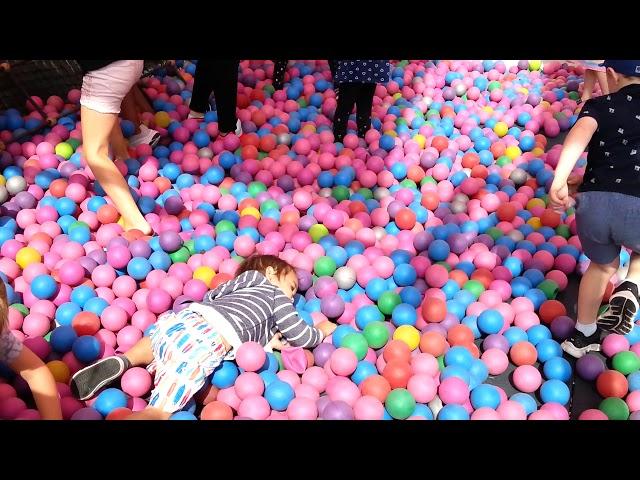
top-left (477, 309), bottom-right (504, 335)
top-left (438, 404), bottom-right (470, 420)
top-left (211, 361), bottom-right (239, 389)
top-left (264, 380), bottom-right (294, 411)
top-left (543, 357), bottom-right (572, 382)
top-left (31, 274), bottom-right (58, 300)
top-left (50, 325), bottom-right (78, 353)
top-left (391, 303), bottom-right (417, 327)
top-left (72, 335), bottom-right (102, 363)
top-left (470, 384), bottom-right (501, 409)
top-left (444, 345), bottom-right (474, 369)
top-left (540, 379), bottom-right (570, 405)
top-left (94, 388), bottom-right (127, 416)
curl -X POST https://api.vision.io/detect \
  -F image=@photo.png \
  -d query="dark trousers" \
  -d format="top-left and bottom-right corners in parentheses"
top-left (190, 59), bottom-right (239, 133)
top-left (333, 82), bottom-right (376, 142)
top-left (272, 60), bottom-right (288, 90)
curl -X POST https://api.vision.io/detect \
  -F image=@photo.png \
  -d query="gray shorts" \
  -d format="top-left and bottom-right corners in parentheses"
top-left (575, 191), bottom-right (640, 264)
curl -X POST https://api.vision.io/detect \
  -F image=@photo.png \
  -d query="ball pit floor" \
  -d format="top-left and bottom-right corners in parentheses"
top-left (2, 60), bottom-right (638, 421)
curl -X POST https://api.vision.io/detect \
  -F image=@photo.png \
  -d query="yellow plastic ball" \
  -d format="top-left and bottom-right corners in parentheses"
top-left (0, 175), bottom-right (5, 186)
top-left (493, 121), bottom-right (509, 137)
top-left (517, 87), bottom-right (529, 95)
top-left (527, 198), bottom-right (546, 210)
top-left (154, 111), bottom-right (171, 129)
top-left (483, 106), bottom-right (494, 114)
top-left (309, 224), bottom-right (329, 243)
top-left (16, 247), bottom-right (42, 270)
top-left (413, 134), bottom-right (426, 149)
top-left (393, 93), bottom-right (403, 100)
top-left (529, 60), bottom-right (542, 71)
top-left (393, 325), bottom-right (421, 351)
top-left (193, 266), bottom-right (216, 287)
top-left (505, 146), bottom-right (522, 160)
top-left (47, 360), bottom-right (70, 384)
top-left (532, 147), bottom-right (545, 157)
top-left (241, 207), bottom-right (261, 220)
top-left (384, 130), bottom-right (398, 138)
top-left (527, 217), bottom-right (542, 230)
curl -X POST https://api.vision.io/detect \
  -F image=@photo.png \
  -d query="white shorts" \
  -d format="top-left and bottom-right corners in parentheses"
top-left (80, 60), bottom-right (144, 114)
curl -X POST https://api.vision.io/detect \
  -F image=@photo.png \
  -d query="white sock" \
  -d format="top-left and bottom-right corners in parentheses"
top-left (575, 321), bottom-right (597, 337)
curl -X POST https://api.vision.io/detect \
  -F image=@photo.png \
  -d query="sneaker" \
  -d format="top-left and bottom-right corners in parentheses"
top-left (70, 356), bottom-right (130, 400)
top-left (188, 110), bottom-right (205, 120)
top-left (428, 395), bottom-right (443, 418)
top-left (597, 281), bottom-right (639, 335)
top-left (219, 119), bottom-right (242, 137)
top-left (129, 125), bottom-right (161, 147)
top-left (561, 330), bottom-right (602, 359)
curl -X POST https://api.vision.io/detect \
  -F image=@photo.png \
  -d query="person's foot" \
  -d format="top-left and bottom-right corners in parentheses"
top-left (129, 125), bottom-right (161, 147)
top-left (597, 280), bottom-right (639, 335)
top-left (70, 356), bottom-right (131, 400)
top-left (561, 330), bottom-right (602, 359)
top-left (122, 218), bottom-right (153, 236)
top-left (219, 119), bottom-right (242, 138)
top-left (188, 110), bottom-right (205, 120)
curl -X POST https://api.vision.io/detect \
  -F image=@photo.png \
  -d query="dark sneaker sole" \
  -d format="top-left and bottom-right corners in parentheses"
top-left (70, 357), bottom-right (127, 400)
top-left (561, 339), bottom-right (601, 359)
top-left (597, 290), bottom-right (638, 335)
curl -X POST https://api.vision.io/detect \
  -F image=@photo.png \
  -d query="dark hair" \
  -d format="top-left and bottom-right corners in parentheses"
top-left (235, 255), bottom-right (296, 279)
top-left (0, 281), bottom-right (8, 333)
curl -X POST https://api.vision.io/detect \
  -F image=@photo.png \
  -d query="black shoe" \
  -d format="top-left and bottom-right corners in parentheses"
top-left (70, 356), bottom-right (130, 400)
top-left (597, 281), bottom-right (639, 335)
top-left (561, 330), bottom-right (602, 359)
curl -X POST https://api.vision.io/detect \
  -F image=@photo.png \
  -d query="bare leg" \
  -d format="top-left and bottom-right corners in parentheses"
top-left (132, 84), bottom-right (153, 113)
top-left (123, 336), bottom-right (154, 366)
top-left (110, 120), bottom-right (130, 161)
top-left (81, 106), bottom-right (151, 234)
top-left (577, 258), bottom-right (619, 327)
top-left (120, 90), bottom-right (142, 135)
top-left (625, 253), bottom-right (640, 282)
top-left (126, 407), bottom-right (172, 420)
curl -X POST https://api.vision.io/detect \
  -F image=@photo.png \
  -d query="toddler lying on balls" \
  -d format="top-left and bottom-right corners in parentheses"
top-left (71, 254), bottom-right (336, 420)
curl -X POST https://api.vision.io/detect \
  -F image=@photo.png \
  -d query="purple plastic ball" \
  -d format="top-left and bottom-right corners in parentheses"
top-left (297, 270), bottom-right (313, 292)
top-left (164, 195), bottom-right (184, 215)
top-left (316, 395), bottom-right (332, 416)
top-left (422, 324), bottom-right (447, 336)
top-left (550, 316), bottom-right (575, 341)
top-left (575, 354), bottom-right (605, 381)
top-left (441, 313), bottom-right (461, 330)
top-left (159, 231), bottom-right (182, 253)
top-left (313, 343), bottom-right (336, 368)
top-left (321, 400), bottom-right (354, 420)
top-left (448, 233), bottom-right (468, 255)
top-left (320, 295), bottom-right (345, 319)
top-left (129, 240), bottom-right (152, 259)
top-left (88, 249), bottom-right (107, 264)
top-left (483, 334), bottom-right (510, 353)
top-left (14, 191), bottom-right (36, 209)
top-left (71, 407), bottom-right (103, 420)
top-left (413, 231), bottom-right (434, 252)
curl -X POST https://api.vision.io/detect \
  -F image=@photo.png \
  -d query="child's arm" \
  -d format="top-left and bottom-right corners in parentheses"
top-left (549, 116), bottom-right (598, 211)
top-left (9, 345), bottom-right (62, 420)
top-left (273, 292), bottom-right (334, 348)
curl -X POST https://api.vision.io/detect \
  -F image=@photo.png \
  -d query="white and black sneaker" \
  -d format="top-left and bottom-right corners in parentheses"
top-left (561, 330), bottom-right (602, 359)
top-left (70, 356), bottom-right (131, 400)
top-left (129, 125), bottom-right (161, 147)
top-left (597, 281), bottom-right (639, 335)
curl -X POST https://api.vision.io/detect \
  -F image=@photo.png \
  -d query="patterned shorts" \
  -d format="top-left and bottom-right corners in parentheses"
top-left (147, 308), bottom-right (228, 413)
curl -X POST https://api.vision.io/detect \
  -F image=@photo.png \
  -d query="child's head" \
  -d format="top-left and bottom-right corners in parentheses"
top-left (603, 60), bottom-right (640, 93)
top-left (0, 281), bottom-right (8, 332)
top-left (236, 255), bottom-right (298, 299)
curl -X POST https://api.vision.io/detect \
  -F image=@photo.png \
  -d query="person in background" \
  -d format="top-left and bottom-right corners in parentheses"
top-left (121, 84), bottom-right (161, 147)
top-left (549, 60), bottom-right (640, 358)
top-left (77, 60), bottom-right (152, 234)
top-left (332, 60), bottom-right (391, 143)
top-left (0, 281), bottom-right (62, 420)
top-left (187, 59), bottom-right (241, 137)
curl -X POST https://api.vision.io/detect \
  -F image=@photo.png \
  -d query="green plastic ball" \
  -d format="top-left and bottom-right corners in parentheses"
top-left (184, 240), bottom-right (196, 255)
top-left (437, 355), bottom-right (445, 371)
top-left (309, 224), bottom-right (329, 243)
top-left (612, 351), bottom-right (640, 375)
top-left (400, 179), bottom-right (416, 189)
top-left (378, 291), bottom-right (401, 316)
top-left (421, 176), bottom-right (437, 186)
top-left (486, 227), bottom-right (503, 241)
top-left (332, 186), bottom-right (350, 202)
top-left (248, 182), bottom-right (267, 197)
top-left (599, 397), bottom-right (629, 420)
top-left (314, 256), bottom-right (337, 277)
top-left (341, 333), bottom-right (368, 360)
top-left (463, 280), bottom-right (485, 299)
top-left (385, 388), bottom-right (416, 420)
top-left (488, 81), bottom-right (502, 92)
top-left (66, 138), bottom-right (81, 151)
top-left (12, 303), bottom-right (29, 316)
top-left (537, 280), bottom-right (559, 300)
top-left (169, 246), bottom-right (190, 264)
top-left (273, 351), bottom-right (284, 371)
top-left (215, 220), bottom-right (236, 234)
top-left (357, 188), bottom-right (373, 200)
top-left (362, 321), bottom-right (390, 349)
top-left (555, 225), bottom-right (571, 239)
top-left (260, 199), bottom-right (279, 214)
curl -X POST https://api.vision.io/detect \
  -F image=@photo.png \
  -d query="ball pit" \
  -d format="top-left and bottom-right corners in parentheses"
top-left (0, 59), bottom-right (617, 420)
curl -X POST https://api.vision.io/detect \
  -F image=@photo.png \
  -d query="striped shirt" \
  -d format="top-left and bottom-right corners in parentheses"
top-left (196, 270), bottom-right (324, 349)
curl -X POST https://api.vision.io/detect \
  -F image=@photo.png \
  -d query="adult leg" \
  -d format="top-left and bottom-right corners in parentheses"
top-left (211, 60), bottom-right (240, 134)
top-left (355, 83), bottom-right (376, 138)
top-left (272, 60), bottom-right (288, 91)
top-left (333, 83), bottom-right (357, 143)
top-left (189, 59), bottom-right (218, 117)
top-left (80, 106), bottom-right (151, 234)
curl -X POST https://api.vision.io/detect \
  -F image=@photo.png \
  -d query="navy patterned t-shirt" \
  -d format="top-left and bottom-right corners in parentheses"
top-left (335, 60), bottom-right (391, 86)
top-left (578, 83), bottom-right (640, 197)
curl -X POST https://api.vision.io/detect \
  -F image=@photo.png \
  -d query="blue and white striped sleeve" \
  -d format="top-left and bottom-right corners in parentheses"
top-left (272, 291), bottom-right (323, 348)
top-left (203, 270), bottom-right (264, 303)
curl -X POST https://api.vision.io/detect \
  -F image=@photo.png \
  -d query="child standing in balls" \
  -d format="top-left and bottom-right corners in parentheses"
top-left (332, 60), bottom-right (391, 143)
top-left (0, 281), bottom-right (62, 419)
top-left (550, 60), bottom-right (640, 358)
top-left (70, 255), bottom-right (336, 419)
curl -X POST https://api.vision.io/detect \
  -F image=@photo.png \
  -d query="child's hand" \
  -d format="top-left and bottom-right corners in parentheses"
top-left (317, 321), bottom-right (337, 338)
top-left (268, 332), bottom-right (288, 351)
top-left (549, 182), bottom-right (570, 213)
top-left (567, 173), bottom-right (583, 196)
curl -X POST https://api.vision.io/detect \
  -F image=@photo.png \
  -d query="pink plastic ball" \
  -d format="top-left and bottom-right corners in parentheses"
top-left (512, 365), bottom-right (542, 393)
top-left (481, 348), bottom-right (510, 375)
top-left (234, 372), bottom-right (265, 399)
top-left (329, 348), bottom-right (359, 376)
top-left (438, 376), bottom-right (470, 405)
top-left (602, 334), bottom-right (630, 358)
top-left (121, 367), bottom-right (153, 398)
top-left (235, 342), bottom-right (267, 372)
top-left (238, 395), bottom-right (271, 420)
